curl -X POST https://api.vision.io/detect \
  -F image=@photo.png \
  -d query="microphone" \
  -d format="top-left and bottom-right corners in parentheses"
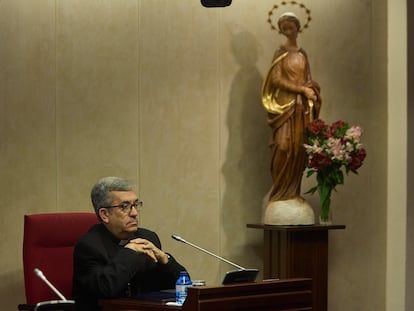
top-left (34, 268), bottom-right (68, 301)
top-left (172, 234), bottom-right (259, 284)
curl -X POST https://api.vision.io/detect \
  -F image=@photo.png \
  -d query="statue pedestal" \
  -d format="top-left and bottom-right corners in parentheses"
top-left (247, 223), bottom-right (346, 311)
top-left (263, 197), bottom-right (315, 225)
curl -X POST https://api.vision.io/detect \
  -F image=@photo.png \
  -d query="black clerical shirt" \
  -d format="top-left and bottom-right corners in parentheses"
top-left (72, 224), bottom-right (186, 311)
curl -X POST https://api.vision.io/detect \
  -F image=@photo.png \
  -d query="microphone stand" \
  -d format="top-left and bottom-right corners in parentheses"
top-left (172, 234), bottom-right (245, 270)
top-left (33, 268), bottom-right (75, 311)
top-left (172, 234), bottom-right (258, 284)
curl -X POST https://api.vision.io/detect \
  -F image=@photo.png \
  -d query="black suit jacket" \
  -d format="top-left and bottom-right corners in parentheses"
top-left (72, 223), bottom-right (186, 311)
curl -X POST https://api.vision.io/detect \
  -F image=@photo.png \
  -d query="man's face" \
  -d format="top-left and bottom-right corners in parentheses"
top-left (101, 190), bottom-right (140, 239)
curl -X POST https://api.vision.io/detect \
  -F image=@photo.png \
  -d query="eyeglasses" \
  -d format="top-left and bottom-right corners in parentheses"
top-left (103, 200), bottom-right (143, 213)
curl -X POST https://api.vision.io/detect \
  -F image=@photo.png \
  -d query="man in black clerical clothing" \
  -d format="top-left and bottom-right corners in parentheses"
top-left (72, 176), bottom-right (186, 311)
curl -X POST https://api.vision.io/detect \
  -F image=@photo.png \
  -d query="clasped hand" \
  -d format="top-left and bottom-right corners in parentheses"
top-left (303, 87), bottom-right (317, 102)
top-left (124, 238), bottom-right (169, 264)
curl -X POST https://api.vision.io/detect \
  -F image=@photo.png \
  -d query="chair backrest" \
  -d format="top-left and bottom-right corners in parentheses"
top-left (23, 212), bottom-right (99, 304)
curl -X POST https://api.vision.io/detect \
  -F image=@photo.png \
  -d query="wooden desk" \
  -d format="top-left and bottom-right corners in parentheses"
top-left (100, 278), bottom-right (312, 311)
top-left (247, 224), bottom-right (345, 311)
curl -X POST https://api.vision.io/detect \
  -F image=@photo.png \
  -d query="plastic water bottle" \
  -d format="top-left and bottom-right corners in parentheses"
top-left (175, 271), bottom-right (192, 305)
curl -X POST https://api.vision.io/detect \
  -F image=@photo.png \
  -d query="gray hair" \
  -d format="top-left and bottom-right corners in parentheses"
top-left (91, 177), bottom-right (134, 216)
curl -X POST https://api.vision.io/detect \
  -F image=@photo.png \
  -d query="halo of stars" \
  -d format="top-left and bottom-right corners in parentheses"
top-left (267, 1), bottom-right (312, 33)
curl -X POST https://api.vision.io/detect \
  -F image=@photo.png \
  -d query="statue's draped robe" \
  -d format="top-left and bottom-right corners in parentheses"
top-left (262, 46), bottom-right (321, 202)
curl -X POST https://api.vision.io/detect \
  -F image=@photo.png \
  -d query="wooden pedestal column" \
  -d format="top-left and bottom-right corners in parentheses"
top-left (247, 224), bottom-right (345, 311)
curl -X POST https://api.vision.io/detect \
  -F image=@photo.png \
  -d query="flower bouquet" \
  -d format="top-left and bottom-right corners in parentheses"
top-left (304, 119), bottom-right (367, 224)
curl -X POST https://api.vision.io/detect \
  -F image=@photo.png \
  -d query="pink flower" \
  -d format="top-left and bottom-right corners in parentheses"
top-left (345, 126), bottom-right (363, 142)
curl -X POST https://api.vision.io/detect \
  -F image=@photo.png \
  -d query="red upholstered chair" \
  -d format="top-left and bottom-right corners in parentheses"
top-left (22, 212), bottom-right (99, 306)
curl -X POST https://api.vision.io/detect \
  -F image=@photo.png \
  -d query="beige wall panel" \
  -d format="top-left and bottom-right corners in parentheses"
top-left (55, 0), bottom-right (140, 212)
top-left (138, 0), bottom-right (223, 284)
top-left (0, 0), bottom-right (56, 309)
top-left (303, 1), bottom-right (387, 310)
top-left (217, 1), bottom-right (272, 278)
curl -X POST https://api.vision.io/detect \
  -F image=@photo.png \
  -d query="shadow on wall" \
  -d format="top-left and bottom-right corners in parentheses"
top-left (221, 30), bottom-right (270, 266)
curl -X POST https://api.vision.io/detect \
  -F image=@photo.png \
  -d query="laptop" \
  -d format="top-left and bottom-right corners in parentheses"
top-left (221, 269), bottom-right (259, 285)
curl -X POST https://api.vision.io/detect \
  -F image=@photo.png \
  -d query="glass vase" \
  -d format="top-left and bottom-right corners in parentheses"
top-left (319, 206), bottom-right (332, 225)
top-left (319, 187), bottom-right (332, 225)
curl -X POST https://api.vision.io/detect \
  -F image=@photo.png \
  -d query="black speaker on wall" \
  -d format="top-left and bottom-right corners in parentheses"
top-left (201, 0), bottom-right (232, 7)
